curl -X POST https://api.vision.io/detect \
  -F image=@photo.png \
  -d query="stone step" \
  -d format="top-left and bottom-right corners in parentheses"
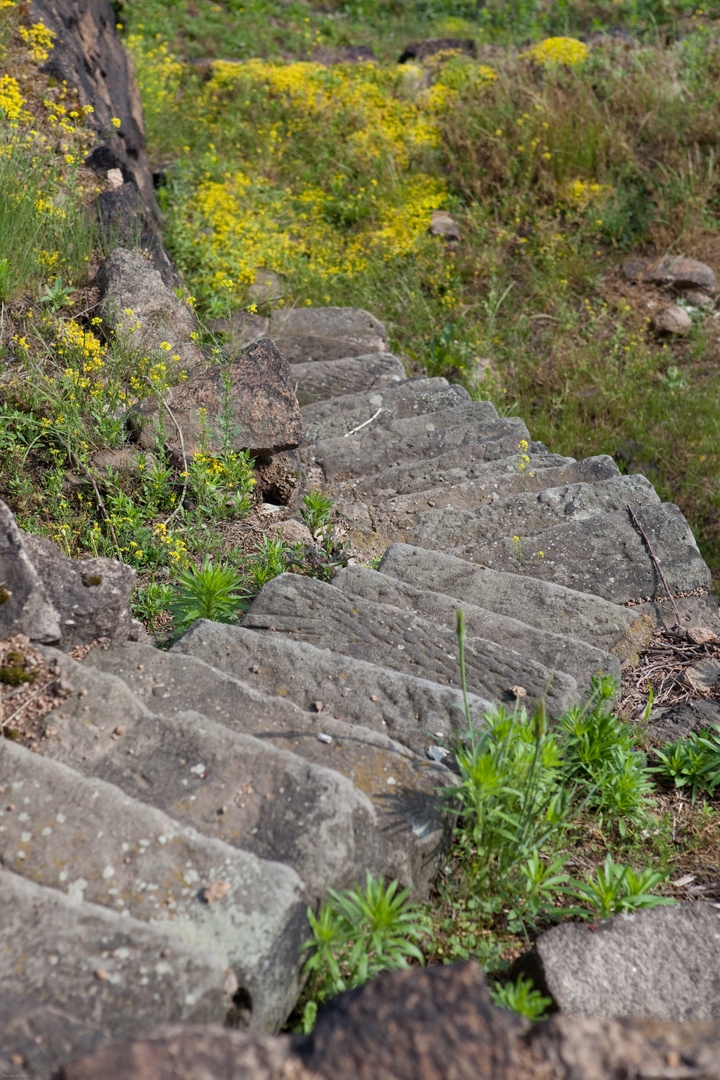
top-left (378, 544), bottom-right (655, 662)
top-left (36, 649), bottom-right (385, 900)
top-left (331, 565), bottom-right (620, 692)
top-left (269, 306), bottom-right (388, 363)
top-left (630, 593), bottom-right (720, 633)
top-left (467, 502), bottom-right (713, 605)
top-left (316, 411), bottom-right (533, 483)
top-left (346, 449), bottom-right (573, 500)
top-left (0, 991), bottom-right (108, 1080)
top-left (335, 456), bottom-right (625, 552)
top-left (241, 574), bottom-right (579, 714)
top-left (83, 641), bottom-right (454, 899)
top-left (301, 378), bottom-right (470, 442)
top-left (0, 737), bottom-right (307, 1033)
top-left (0, 867), bottom-right (232, 1033)
top-left (408, 473), bottom-right (660, 552)
top-left (290, 353), bottom-right (406, 405)
top-left (172, 620), bottom-right (495, 758)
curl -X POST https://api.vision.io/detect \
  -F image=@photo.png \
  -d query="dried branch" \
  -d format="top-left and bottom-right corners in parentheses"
top-left (626, 504), bottom-right (682, 626)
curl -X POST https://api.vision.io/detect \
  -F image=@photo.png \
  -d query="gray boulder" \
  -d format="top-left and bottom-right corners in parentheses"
top-left (0, 500), bottom-right (135, 648)
top-left (525, 902), bottom-right (720, 1021)
top-left (624, 255), bottom-right (717, 294)
top-left (0, 991), bottom-right (108, 1080)
top-left (269, 306), bottom-right (387, 363)
top-left (94, 248), bottom-right (204, 372)
top-left (291, 353), bottom-right (405, 405)
top-left (130, 338), bottom-right (304, 459)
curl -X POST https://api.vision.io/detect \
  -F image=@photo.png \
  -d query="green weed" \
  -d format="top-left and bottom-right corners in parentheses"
top-left (490, 973), bottom-right (552, 1021)
top-left (169, 556), bottom-right (248, 631)
top-left (653, 729), bottom-right (720, 802)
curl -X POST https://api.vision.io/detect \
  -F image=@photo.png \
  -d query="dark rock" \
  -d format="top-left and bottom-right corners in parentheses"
top-left (206, 311), bottom-right (269, 351)
top-left (84, 144), bottom-right (134, 184)
top-left (95, 184), bottom-right (181, 290)
top-left (522, 901), bottom-right (720, 1021)
top-left (31, 0), bottom-right (158, 220)
top-left (94, 248), bottom-right (201, 370)
top-left (131, 338), bottom-right (304, 459)
top-left (340, 44), bottom-right (377, 62)
top-left (269, 307), bottom-right (387, 364)
top-left (291, 353), bottom-right (406, 406)
top-left (646, 699), bottom-right (720, 744)
top-left (623, 255), bottom-right (717, 294)
top-left (0, 501), bottom-right (61, 644)
top-left (398, 38), bottom-right (477, 64)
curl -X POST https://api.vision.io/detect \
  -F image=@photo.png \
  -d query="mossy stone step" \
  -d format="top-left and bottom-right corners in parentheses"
top-left (0, 738), bottom-right (307, 1033)
top-left (83, 641), bottom-right (455, 899)
top-left (241, 574), bottom-right (578, 714)
top-left (331, 565), bottom-right (620, 692)
top-left (378, 544), bottom-right (655, 662)
top-left (290, 353), bottom-right (405, 405)
top-left (37, 651), bottom-right (385, 900)
top-left (172, 620), bottom-right (495, 758)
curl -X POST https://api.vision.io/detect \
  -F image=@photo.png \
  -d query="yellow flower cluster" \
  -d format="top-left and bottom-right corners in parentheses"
top-left (521, 37), bottom-right (588, 66)
top-left (561, 178), bottom-right (609, 208)
top-left (0, 75), bottom-right (26, 125)
top-left (18, 20), bottom-right (55, 63)
top-left (54, 319), bottom-right (105, 374)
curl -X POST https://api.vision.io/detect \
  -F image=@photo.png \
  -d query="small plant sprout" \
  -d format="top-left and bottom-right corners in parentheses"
top-left (40, 275), bottom-right (74, 311)
top-left (490, 974), bottom-right (553, 1021)
top-left (300, 489), bottom-right (335, 538)
top-left (169, 556), bottom-right (248, 632)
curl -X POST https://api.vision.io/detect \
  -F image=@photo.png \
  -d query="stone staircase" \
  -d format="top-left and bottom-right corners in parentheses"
top-left (2, 307), bottom-right (719, 1077)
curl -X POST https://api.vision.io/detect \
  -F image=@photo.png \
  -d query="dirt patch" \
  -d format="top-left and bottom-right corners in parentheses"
top-left (0, 635), bottom-right (72, 744)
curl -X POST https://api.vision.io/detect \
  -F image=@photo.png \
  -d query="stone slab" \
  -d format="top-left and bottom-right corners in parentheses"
top-left (0, 499), bottom-right (61, 644)
top-left (629, 594), bottom-right (720, 634)
top-left (173, 620), bottom-right (495, 758)
top-left (0, 868), bottom-right (231, 1032)
top-left (0, 738), bottom-right (307, 1033)
top-left (378, 544), bottom-right (655, 662)
top-left (291, 353), bottom-right (406, 406)
top-left (332, 566), bottom-right (620, 692)
top-left (316, 412), bottom-right (532, 482)
top-left (269, 306), bottom-right (387, 363)
top-left (0, 991), bottom-right (108, 1080)
top-left (624, 255), bottom-right (717, 293)
top-left (242, 574), bottom-right (578, 714)
top-left (84, 641), bottom-right (455, 899)
top-left (526, 902), bottom-right (720, 1020)
top-left (645, 699), bottom-right (720, 744)
top-left (37, 650), bottom-right (384, 899)
top-left (468, 503), bottom-right (712, 605)
top-left (301, 378), bottom-right (470, 442)
top-left (409, 473), bottom-right (660, 551)
top-left (131, 338), bottom-right (304, 458)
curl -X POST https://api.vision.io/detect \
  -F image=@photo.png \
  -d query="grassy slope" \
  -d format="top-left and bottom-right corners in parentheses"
top-left (126, 0), bottom-right (720, 585)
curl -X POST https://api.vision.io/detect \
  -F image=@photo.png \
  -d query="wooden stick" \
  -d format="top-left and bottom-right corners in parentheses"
top-left (343, 407), bottom-right (382, 438)
top-left (626, 504), bottom-right (683, 626)
top-left (1, 678), bottom-right (55, 731)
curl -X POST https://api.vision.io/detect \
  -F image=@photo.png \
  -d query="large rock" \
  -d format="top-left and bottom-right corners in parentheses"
top-left (301, 377), bottom-right (470, 442)
top-left (269, 307), bottom-right (387, 363)
top-left (409, 473), bottom-right (660, 552)
top-left (37, 650), bottom-right (385, 899)
top-left (378, 544), bottom-right (655, 662)
top-left (291, 353), bottom-right (406, 406)
top-left (83, 640), bottom-right (455, 898)
top-left (524, 902), bottom-right (720, 1021)
top-left (173, 619), bottom-right (495, 757)
top-left (0, 991), bottom-right (108, 1080)
top-left (0, 868), bottom-right (232, 1031)
top-left (0, 500), bottom-right (135, 648)
top-left (0, 738), bottom-right (308, 1032)
top-left (131, 338), bottom-right (304, 459)
top-left (332, 565), bottom-right (620, 691)
top-left (469, 502), bottom-right (713, 605)
top-left (94, 248), bottom-right (204, 372)
top-left (624, 255), bottom-right (717, 293)
top-left (651, 304), bottom-right (692, 335)
top-left (31, 0), bottom-right (157, 220)
top-left (242, 574), bottom-right (579, 714)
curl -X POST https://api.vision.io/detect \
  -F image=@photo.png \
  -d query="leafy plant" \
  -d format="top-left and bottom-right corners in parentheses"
top-left (132, 580), bottom-right (174, 634)
top-left (653, 729), bottom-right (720, 802)
top-left (169, 556), bottom-right (248, 632)
top-left (490, 973), bottom-right (552, 1021)
top-left (300, 489), bottom-right (335, 538)
top-left (299, 870), bottom-right (426, 1030)
top-left (39, 275), bottom-right (74, 311)
top-left (571, 854), bottom-right (674, 920)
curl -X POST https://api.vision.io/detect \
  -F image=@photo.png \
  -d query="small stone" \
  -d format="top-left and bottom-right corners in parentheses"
top-left (316, 732), bottom-right (333, 745)
top-left (106, 167), bottom-right (124, 188)
top-left (370, 694), bottom-right (378, 701)
top-left (203, 881), bottom-right (231, 904)
top-left (427, 746), bottom-right (449, 763)
top-left (430, 210), bottom-right (460, 240)
top-left (686, 626), bottom-right (717, 645)
top-left (10, 1053), bottom-right (24, 1066)
top-left (651, 305), bottom-right (692, 335)
top-left (94, 968), bottom-right (108, 980)
top-left (313, 701), bottom-right (325, 713)
top-left (508, 685), bottom-right (527, 699)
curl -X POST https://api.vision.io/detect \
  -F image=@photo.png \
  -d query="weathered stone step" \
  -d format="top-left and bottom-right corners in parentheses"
top-left (0, 991), bottom-right (108, 1080)
top-left (346, 448), bottom-right (573, 500)
top-left (36, 650), bottom-right (384, 899)
top-left (242, 574), bottom-right (578, 714)
top-left (378, 544), bottom-right (655, 662)
top-left (468, 502), bottom-right (713, 605)
top-left (301, 377), bottom-right (470, 442)
top-left (0, 868), bottom-right (232, 1032)
top-left (290, 353), bottom-right (405, 405)
top-left (409, 473), bottom-right (660, 552)
top-left (331, 566), bottom-right (620, 692)
top-left (0, 738), bottom-right (307, 1033)
top-left (83, 641), bottom-right (454, 899)
top-left (316, 411), bottom-right (533, 483)
top-left (173, 620), bottom-right (495, 758)
top-left (269, 306), bottom-right (388, 363)
top-left (631, 593), bottom-right (720, 633)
